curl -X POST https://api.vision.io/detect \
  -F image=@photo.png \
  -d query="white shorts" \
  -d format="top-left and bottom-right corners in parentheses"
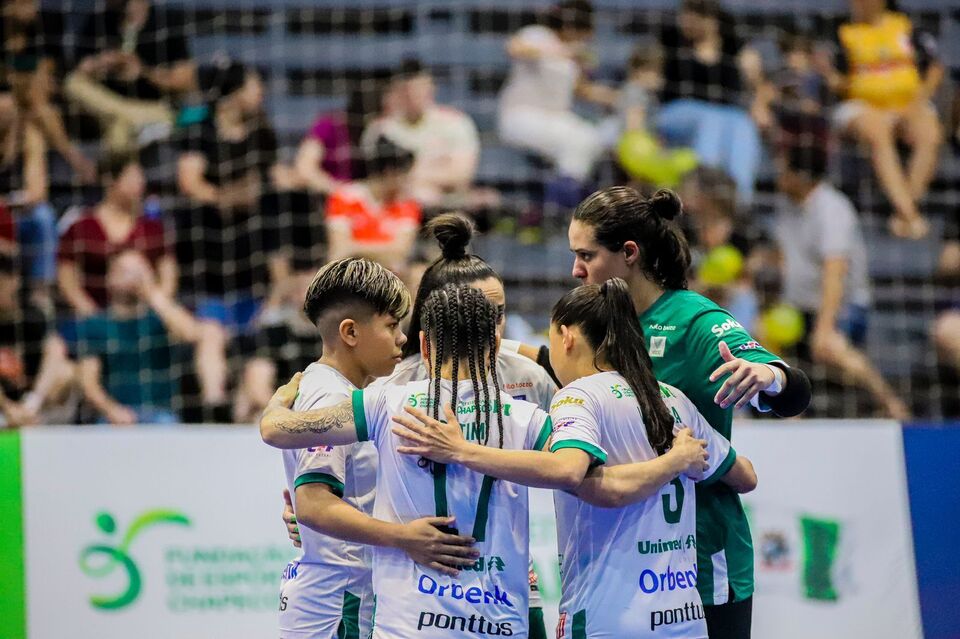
top-left (279, 560), bottom-right (374, 639)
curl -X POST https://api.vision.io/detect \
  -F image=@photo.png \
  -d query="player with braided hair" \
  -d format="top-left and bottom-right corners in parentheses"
top-left (261, 284), bottom-right (555, 639)
top-left (280, 211), bottom-right (556, 636)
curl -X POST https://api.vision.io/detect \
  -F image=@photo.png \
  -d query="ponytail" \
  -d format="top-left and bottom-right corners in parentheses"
top-left (552, 278), bottom-right (675, 455)
top-left (402, 213), bottom-right (502, 357)
top-left (573, 187), bottom-right (690, 291)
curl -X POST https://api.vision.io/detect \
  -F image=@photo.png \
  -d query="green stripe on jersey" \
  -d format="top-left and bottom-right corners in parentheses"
top-left (0, 432), bottom-right (25, 639)
top-left (572, 610), bottom-right (587, 639)
top-left (550, 439), bottom-right (607, 465)
top-left (351, 390), bottom-right (368, 441)
top-left (533, 416), bottom-right (553, 452)
top-left (294, 472), bottom-right (345, 497)
top-left (337, 591), bottom-right (362, 639)
top-left (432, 464), bottom-right (449, 517)
top-left (700, 448), bottom-right (738, 487)
top-left (472, 476), bottom-right (496, 541)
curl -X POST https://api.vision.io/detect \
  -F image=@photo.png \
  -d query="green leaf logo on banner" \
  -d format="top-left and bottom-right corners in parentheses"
top-left (800, 515), bottom-right (841, 602)
top-left (79, 509), bottom-right (190, 610)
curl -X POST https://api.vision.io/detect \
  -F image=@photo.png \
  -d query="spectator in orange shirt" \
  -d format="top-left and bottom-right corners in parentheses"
top-left (325, 136), bottom-right (420, 271)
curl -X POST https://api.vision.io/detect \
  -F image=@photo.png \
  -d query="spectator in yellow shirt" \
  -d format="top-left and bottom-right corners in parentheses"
top-left (820, 0), bottom-right (944, 239)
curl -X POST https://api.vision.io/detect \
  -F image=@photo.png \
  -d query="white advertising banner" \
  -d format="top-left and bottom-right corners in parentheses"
top-left (17, 421), bottom-right (922, 639)
top-left (735, 420), bottom-right (922, 639)
top-left (21, 427), bottom-right (297, 639)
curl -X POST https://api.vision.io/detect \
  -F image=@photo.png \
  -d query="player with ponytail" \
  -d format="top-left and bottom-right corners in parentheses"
top-left (563, 186), bottom-right (809, 637)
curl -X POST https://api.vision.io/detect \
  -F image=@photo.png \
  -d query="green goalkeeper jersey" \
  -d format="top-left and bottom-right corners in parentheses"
top-left (639, 290), bottom-right (781, 605)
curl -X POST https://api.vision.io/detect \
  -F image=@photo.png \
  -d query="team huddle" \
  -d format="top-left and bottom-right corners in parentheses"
top-left (259, 187), bottom-right (811, 639)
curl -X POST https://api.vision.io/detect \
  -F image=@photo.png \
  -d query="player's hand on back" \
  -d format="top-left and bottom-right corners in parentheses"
top-left (282, 489), bottom-right (302, 548)
top-left (392, 404), bottom-right (468, 464)
top-left (266, 372), bottom-right (303, 412)
top-left (396, 516), bottom-right (479, 577)
top-left (709, 341), bottom-right (777, 409)
top-left (669, 427), bottom-right (709, 478)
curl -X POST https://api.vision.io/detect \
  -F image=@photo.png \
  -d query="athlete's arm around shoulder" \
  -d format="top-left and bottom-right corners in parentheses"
top-left (260, 373), bottom-right (360, 449)
top-left (392, 404), bottom-right (593, 491)
top-left (677, 389), bottom-right (758, 494)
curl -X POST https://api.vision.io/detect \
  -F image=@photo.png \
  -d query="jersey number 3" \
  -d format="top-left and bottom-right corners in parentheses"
top-left (661, 478), bottom-right (684, 524)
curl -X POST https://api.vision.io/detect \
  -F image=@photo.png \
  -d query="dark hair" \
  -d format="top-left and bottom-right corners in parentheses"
top-left (100, 151), bottom-right (141, 181)
top-left (204, 60), bottom-right (249, 105)
top-left (303, 257), bottom-right (411, 328)
top-left (552, 278), bottom-right (675, 454)
top-left (573, 187), bottom-right (691, 290)
top-left (402, 213), bottom-right (503, 357)
top-left (783, 142), bottom-right (828, 181)
top-left (546, 0), bottom-right (594, 32)
top-left (628, 40), bottom-right (664, 72)
top-left (395, 58), bottom-right (428, 81)
top-left (421, 284), bottom-right (504, 456)
top-left (365, 135), bottom-right (415, 177)
top-left (681, 0), bottom-right (722, 19)
top-left (0, 252), bottom-right (17, 276)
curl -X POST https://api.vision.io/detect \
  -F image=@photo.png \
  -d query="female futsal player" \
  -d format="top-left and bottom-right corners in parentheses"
top-left (391, 278), bottom-right (758, 638)
top-left (559, 187), bottom-right (810, 637)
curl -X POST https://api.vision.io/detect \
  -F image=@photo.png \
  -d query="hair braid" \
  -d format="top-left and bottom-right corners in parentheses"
top-left (466, 294), bottom-right (482, 445)
top-left (446, 290), bottom-right (460, 419)
top-left (475, 295), bottom-right (492, 447)
top-left (487, 301), bottom-right (504, 450)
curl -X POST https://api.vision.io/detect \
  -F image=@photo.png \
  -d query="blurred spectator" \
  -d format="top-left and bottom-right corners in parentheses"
top-left (176, 61), bottom-right (294, 413)
top-left (1, 0), bottom-right (97, 182)
top-left (681, 167), bottom-right (761, 328)
top-left (818, 0), bottom-right (943, 239)
top-left (325, 136), bottom-right (420, 271)
top-left (363, 60), bottom-right (498, 215)
top-left (0, 109), bottom-right (57, 306)
top-left (498, 0), bottom-right (609, 207)
top-left (233, 268), bottom-right (321, 423)
top-left (294, 83), bottom-right (389, 194)
top-left (0, 253), bottom-right (76, 427)
top-left (656, 0), bottom-right (765, 204)
top-left (67, 0), bottom-right (196, 154)
top-left (774, 142), bottom-right (909, 418)
top-left (76, 250), bottom-right (202, 425)
top-left (932, 222), bottom-right (960, 376)
top-left (619, 42), bottom-right (666, 138)
top-left (57, 153), bottom-right (175, 317)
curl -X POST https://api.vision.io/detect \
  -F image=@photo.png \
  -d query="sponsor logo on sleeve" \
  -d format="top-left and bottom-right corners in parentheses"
top-left (710, 319), bottom-right (743, 338)
top-left (738, 341), bottom-right (761, 352)
top-left (550, 396), bottom-right (585, 411)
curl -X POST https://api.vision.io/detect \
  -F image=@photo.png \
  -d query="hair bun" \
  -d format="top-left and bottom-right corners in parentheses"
top-left (648, 189), bottom-right (683, 222)
top-left (426, 213), bottom-right (474, 260)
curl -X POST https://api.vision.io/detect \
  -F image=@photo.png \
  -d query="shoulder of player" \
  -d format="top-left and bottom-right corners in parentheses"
top-left (497, 347), bottom-right (551, 382)
top-left (549, 374), bottom-right (607, 411)
top-left (293, 363), bottom-right (354, 410)
top-left (377, 355), bottom-right (425, 386)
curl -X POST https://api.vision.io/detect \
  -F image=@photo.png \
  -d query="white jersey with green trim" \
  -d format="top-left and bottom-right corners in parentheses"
top-left (377, 348), bottom-right (557, 609)
top-left (283, 362), bottom-right (377, 569)
top-left (550, 372), bottom-right (736, 639)
top-left (354, 378), bottom-right (552, 639)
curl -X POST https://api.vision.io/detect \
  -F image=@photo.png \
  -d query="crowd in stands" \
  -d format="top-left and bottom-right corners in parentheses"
top-left (0, 0), bottom-right (958, 426)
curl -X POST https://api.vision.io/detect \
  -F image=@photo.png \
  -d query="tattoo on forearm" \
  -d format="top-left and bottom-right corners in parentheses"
top-left (275, 400), bottom-right (352, 435)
